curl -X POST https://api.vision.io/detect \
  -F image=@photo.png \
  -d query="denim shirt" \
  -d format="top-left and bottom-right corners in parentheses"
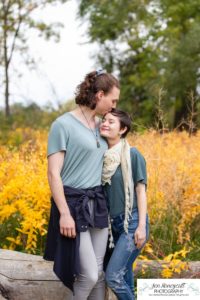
top-left (43, 185), bottom-right (108, 292)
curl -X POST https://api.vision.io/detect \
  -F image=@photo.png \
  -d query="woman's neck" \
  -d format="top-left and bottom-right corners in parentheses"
top-left (107, 138), bottom-right (121, 149)
top-left (72, 105), bottom-right (97, 123)
top-left (79, 105), bottom-right (96, 120)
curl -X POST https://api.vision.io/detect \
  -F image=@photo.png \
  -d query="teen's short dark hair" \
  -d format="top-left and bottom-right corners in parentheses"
top-left (108, 108), bottom-right (132, 138)
top-left (75, 70), bottom-right (120, 109)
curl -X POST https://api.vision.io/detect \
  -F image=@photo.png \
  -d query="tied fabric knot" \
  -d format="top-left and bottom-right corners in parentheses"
top-left (75, 191), bottom-right (95, 231)
top-left (85, 189), bottom-right (96, 199)
top-left (44, 185), bottom-right (108, 293)
top-left (62, 185), bottom-right (108, 232)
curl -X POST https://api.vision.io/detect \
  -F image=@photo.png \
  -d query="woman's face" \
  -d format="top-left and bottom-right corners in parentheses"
top-left (100, 113), bottom-right (122, 140)
top-left (95, 86), bottom-right (120, 115)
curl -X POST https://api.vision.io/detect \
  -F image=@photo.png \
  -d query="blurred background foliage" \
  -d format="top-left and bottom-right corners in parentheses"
top-left (0, 0), bottom-right (200, 130)
top-left (77, 0), bottom-right (200, 129)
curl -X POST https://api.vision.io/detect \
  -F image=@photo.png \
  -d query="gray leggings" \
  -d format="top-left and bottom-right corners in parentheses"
top-left (72, 227), bottom-right (108, 300)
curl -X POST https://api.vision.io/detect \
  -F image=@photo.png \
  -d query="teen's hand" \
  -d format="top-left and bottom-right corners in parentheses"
top-left (59, 213), bottom-right (76, 238)
top-left (134, 226), bottom-right (146, 249)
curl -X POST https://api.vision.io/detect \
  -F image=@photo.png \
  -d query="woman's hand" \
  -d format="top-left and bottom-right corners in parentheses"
top-left (59, 213), bottom-right (76, 238)
top-left (134, 225), bottom-right (146, 249)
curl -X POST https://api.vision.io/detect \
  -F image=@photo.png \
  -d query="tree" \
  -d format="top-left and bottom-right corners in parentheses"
top-left (78, 0), bottom-right (200, 127)
top-left (0, 0), bottom-right (68, 117)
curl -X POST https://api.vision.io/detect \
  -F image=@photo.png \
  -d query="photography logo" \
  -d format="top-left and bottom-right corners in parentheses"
top-left (137, 279), bottom-right (200, 300)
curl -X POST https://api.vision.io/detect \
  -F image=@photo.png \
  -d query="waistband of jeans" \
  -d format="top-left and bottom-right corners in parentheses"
top-left (110, 207), bottom-right (139, 222)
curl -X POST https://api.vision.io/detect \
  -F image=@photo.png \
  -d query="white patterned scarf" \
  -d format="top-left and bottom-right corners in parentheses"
top-left (102, 139), bottom-right (134, 247)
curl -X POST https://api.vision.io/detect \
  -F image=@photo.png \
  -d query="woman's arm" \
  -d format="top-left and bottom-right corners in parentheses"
top-left (134, 182), bottom-right (147, 249)
top-left (48, 152), bottom-right (76, 238)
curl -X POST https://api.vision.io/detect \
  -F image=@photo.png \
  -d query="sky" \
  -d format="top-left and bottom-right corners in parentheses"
top-left (3, 0), bottom-right (99, 109)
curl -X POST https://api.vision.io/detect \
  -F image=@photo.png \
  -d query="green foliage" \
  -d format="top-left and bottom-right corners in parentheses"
top-left (0, 100), bottom-right (76, 143)
top-left (78, 0), bottom-right (200, 128)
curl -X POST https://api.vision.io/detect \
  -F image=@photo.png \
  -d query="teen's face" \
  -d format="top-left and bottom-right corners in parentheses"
top-left (100, 113), bottom-right (122, 140)
top-left (95, 86), bottom-right (120, 115)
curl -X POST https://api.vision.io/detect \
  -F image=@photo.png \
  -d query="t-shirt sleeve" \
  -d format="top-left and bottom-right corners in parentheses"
top-left (131, 147), bottom-right (147, 186)
top-left (47, 120), bottom-right (68, 157)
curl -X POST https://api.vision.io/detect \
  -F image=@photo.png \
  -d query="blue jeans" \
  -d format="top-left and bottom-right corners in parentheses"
top-left (105, 208), bottom-right (149, 300)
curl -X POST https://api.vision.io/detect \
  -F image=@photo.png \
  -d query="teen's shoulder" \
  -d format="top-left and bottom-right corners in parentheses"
top-left (130, 147), bottom-right (145, 160)
top-left (130, 147), bottom-right (141, 155)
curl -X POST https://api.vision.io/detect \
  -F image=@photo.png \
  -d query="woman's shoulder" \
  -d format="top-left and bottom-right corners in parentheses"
top-left (52, 112), bottom-right (73, 127)
top-left (49, 113), bottom-right (72, 134)
top-left (130, 146), bottom-right (141, 155)
top-left (56, 112), bottom-right (71, 123)
top-left (130, 147), bottom-right (145, 161)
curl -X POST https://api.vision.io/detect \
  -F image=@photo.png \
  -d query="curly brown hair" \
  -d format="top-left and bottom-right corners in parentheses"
top-left (75, 70), bottom-right (120, 109)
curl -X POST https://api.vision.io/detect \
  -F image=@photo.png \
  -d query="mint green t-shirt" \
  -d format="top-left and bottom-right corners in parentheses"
top-left (47, 112), bottom-right (108, 189)
top-left (104, 147), bottom-right (147, 217)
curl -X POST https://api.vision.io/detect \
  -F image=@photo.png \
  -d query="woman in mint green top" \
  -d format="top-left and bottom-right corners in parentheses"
top-left (47, 112), bottom-right (108, 188)
top-left (44, 70), bottom-right (120, 299)
top-left (100, 108), bottom-right (149, 300)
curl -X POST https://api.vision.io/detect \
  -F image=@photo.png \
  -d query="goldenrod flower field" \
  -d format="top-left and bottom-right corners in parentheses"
top-left (0, 128), bottom-right (200, 278)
